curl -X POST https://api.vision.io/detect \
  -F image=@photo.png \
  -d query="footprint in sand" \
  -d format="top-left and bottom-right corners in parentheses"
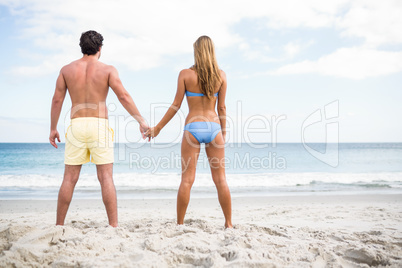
top-left (344, 248), bottom-right (389, 266)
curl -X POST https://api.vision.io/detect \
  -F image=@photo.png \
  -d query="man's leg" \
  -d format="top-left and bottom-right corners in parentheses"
top-left (56, 164), bottom-right (82, 225)
top-left (96, 163), bottom-right (118, 227)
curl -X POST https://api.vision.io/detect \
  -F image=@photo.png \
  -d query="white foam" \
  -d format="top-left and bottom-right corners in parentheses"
top-left (0, 172), bottom-right (401, 189)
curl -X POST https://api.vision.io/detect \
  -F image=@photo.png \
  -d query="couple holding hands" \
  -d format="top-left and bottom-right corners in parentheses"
top-left (49, 30), bottom-right (232, 228)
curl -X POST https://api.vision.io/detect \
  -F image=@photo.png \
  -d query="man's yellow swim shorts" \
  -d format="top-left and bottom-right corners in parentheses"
top-left (64, 117), bottom-right (114, 165)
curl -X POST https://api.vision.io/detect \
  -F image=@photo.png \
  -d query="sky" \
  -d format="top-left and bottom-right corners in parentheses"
top-left (0, 0), bottom-right (401, 144)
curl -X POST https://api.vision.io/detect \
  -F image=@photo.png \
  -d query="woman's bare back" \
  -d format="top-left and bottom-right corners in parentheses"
top-left (183, 68), bottom-right (223, 124)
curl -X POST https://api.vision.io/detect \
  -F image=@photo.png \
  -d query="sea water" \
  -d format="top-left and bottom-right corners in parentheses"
top-left (0, 143), bottom-right (401, 199)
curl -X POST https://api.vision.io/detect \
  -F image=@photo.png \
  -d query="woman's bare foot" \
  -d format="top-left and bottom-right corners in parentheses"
top-left (225, 223), bottom-right (233, 229)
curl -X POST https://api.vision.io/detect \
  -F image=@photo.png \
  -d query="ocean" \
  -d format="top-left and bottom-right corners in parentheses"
top-left (0, 143), bottom-right (401, 200)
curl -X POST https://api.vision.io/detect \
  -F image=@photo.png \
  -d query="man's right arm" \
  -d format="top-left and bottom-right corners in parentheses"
top-left (108, 66), bottom-right (149, 135)
top-left (50, 70), bottom-right (67, 148)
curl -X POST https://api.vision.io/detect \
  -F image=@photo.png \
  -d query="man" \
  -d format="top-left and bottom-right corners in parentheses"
top-left (49, 30), bottom-right (148, 227)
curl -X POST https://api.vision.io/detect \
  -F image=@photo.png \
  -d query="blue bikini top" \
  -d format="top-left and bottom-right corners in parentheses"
top-left (185, 90), bottom-right (218, 97)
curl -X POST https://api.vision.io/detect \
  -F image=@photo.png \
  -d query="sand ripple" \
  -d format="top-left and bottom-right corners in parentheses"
top-left (0, 196), bottom-right (401, 267)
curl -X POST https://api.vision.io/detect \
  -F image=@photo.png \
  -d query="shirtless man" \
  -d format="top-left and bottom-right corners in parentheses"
top-left (49, 30), bottom-right (148, 227)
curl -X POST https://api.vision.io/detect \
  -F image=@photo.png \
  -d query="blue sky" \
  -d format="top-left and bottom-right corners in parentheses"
top-left (0, 0), bottom-right (401, 143)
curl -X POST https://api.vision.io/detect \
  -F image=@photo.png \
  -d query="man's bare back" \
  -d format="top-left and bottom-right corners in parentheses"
top-left (51, 50), bottom-right (147, 148)
top-left (61, 57), bottom-right (112, 119)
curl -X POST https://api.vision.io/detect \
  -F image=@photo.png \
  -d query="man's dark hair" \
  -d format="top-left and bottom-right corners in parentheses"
top-left (79, 30), bottom-right (104, 55)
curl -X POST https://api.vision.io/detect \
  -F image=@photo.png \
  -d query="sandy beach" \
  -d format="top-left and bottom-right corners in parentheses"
top-left (0, 194), bottom-right (401, 267)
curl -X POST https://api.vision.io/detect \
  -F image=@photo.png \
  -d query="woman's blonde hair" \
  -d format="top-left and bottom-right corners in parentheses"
top-left (193, 36), bottom-right (221, 99)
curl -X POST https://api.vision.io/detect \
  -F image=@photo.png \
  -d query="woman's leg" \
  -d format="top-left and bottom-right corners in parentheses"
top-left (177, 131), bottom-right (200, 225)
top-left (206, 133), bottom-right (233, 228)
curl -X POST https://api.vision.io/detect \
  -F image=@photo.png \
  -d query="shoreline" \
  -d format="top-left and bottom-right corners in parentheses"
top-left (1, 194), bottom-right (401, 267)
top-left (1, 188), bottom-right (401, 201)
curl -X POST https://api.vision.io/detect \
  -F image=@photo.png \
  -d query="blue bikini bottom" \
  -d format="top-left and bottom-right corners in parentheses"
top-left (184, 121), bottom-right (221, 144)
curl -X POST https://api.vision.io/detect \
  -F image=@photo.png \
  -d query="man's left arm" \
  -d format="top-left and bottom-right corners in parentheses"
top-left (50, 70), bottom-right (67, 148)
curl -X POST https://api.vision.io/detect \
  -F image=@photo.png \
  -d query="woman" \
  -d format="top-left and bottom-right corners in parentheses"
top-left (146, 36), bottom-right (232, 228)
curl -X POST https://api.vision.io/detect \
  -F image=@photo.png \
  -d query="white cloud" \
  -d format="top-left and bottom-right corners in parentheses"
top-left (2, 0), bottom-right (350, 74)
top-left (336, 0), bottom-right (402, 48)
top-left (3, 0), bottom-right (244, 75)
top-left (11, 51), bottom-right (81, 77)
top-left (239, 39), bottom-right (315, 65)
top-left (264, 0), bottom-right (402, 79)
top-left (269, 47), bottom-right (402, 79)
top-left (284, 42), bottom-right (302, 58)
top-left (2, 0), bottom-right (402, 79)
top-left (260, 0), bottom-right (349, 29)
top-left (239, 40), bottom-right (275, 62)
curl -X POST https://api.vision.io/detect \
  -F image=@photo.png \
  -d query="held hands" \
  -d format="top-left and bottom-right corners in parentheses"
top-left (140, 123), bottom-right (151, 141)
top-left (139, 122), bottom-right (160, 142)
top-left (144, 126), bottom-right (161, 140)
top-left (49, 129), bottom-right (61, 148)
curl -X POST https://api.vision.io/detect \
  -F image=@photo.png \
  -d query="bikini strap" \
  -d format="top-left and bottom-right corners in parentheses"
top-left (185, 90), bottom-right (219, 97)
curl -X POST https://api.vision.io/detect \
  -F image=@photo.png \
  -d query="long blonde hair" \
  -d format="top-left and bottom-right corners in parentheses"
top-left (193, 36), bottom-right (221, 99)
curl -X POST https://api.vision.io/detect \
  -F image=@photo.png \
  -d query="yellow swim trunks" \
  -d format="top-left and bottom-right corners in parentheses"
top-left (64, 117), bottom-right (114, 165)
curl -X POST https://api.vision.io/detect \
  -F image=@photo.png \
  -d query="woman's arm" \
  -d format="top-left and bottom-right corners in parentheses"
top-left (217, 71), bottom-right (227, 141)
top-left (147, 70), bottom-right (186, 137)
